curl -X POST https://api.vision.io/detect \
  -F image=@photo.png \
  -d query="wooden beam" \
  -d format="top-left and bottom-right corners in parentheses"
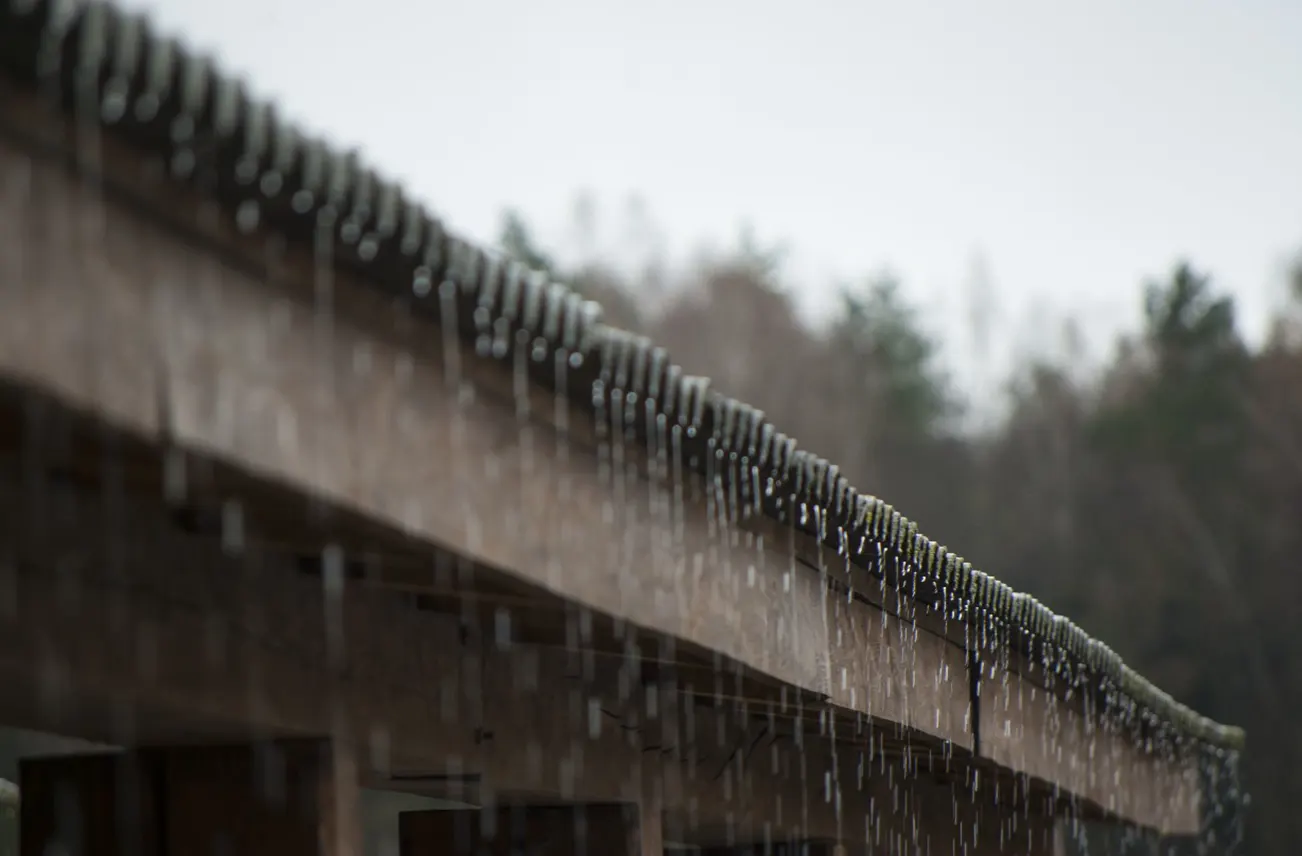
top-left (0, 468), bottom-right (949, 848)
top-left (0, 81), bottom-right (1200, 833)
top-left (982, 653), bottom-right (1200, 835)
top-left (0, 84), bottom-right (971, 750)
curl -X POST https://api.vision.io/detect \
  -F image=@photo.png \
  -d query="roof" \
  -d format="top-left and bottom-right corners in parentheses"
top-left (0, 0), bottom-right (1244, 753)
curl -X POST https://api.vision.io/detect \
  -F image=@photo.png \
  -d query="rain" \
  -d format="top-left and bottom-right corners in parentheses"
top-left (0, 0), bottom-right (1260, 854)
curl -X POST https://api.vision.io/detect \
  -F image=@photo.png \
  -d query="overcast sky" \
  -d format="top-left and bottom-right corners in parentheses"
top-left (124, 0), bottom-right (1302, 391)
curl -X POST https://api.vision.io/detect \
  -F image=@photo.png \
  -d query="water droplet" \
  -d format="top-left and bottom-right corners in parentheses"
top-left (495, 608), bottom-right (512, 649)
top-left (170, 149), bottom-right (195, 177)
top-left (412, 267), bottom-right (432, 297)
top-left (235, 199), bottom-right (260, 232)
top-left (260, 170), bottom-right (283, 196)
top-left (100, 88), bottom-right (127, 123)
top-left (220, 500), bottom-right (244, 555)
top-left (358, 235), bottom-right (379, 261)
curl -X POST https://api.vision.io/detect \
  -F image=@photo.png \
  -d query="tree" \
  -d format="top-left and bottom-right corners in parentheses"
top-left (815, 274), bottom-right (976, 545)
top-left (1082, 265), bottom-right (1263, 845)
top-left (498, 209), bottom-right (558, 279)
top-left (830, 275), bottom-right (958, 441)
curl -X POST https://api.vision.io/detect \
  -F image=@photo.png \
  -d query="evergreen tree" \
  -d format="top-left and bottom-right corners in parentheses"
top-left (831, 274), bottom-right (958, 441)
top-left (498, 209), bottom-right (559, 278)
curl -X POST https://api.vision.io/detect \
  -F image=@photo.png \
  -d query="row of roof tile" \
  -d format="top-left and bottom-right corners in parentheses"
top-left (0, 0), bottom-right (1243, 751)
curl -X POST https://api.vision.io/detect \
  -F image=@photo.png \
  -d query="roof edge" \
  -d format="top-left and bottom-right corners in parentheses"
top-left (0, 0), bottom-right (1244, 753)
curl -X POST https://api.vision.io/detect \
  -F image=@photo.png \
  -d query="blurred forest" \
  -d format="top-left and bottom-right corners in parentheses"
top-left (500, 206), bottom-right (1302, 856)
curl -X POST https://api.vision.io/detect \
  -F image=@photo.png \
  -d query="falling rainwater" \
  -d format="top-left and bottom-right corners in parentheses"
top-left (0, 0), bottom-right (1255, 854)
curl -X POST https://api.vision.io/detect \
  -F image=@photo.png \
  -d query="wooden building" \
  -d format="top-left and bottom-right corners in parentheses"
top-left (0, 0), bottom-right (1244, 853)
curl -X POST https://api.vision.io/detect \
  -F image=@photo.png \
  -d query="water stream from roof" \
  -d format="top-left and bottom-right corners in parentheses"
top-left (0, 0), bottom-right (1248, 851)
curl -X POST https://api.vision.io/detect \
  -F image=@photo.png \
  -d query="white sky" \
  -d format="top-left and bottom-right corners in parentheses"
top-left (123, 0), bottom-right (1302, 392)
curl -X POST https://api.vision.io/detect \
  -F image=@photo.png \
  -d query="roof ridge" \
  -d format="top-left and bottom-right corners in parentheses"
top-left (0, 0), bottom-right (1243, 752)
